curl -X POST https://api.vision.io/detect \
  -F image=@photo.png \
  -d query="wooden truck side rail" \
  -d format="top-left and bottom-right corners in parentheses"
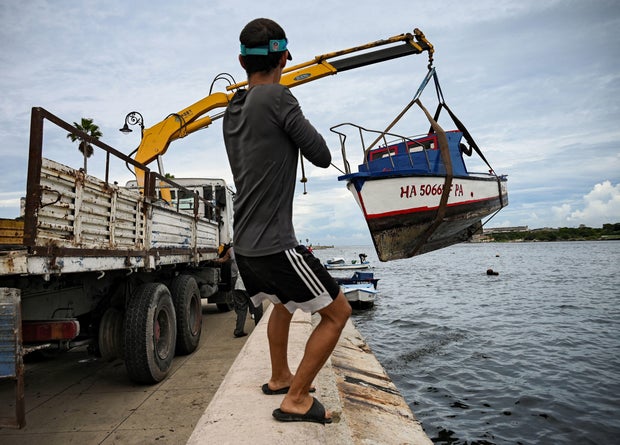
top-left (0, 107), bottom-right (223, 277)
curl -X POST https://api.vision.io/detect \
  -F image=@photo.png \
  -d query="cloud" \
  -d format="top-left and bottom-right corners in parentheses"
top-left (1, 0), bottom-right (620, 246)
top-left (0, 197), bottom-right (22, 212)
top-left (566, 181), bottom-right (620, 226)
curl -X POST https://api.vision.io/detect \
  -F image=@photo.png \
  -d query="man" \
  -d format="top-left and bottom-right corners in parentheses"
top-left (215, 243), bottom-right (263, 338)
top-left (222, 18), bottom-right (351, 425)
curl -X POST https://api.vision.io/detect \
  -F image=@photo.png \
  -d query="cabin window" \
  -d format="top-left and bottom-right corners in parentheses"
top-left (158, 189), bottom-right (177, 200)
top-left (407, 137), bottom-right (436, 153)
top-left (203, 186), bottom-right (216, 220)
top-left (369, 146), bottom-right (398, 161)
top-left (163, 188), bottom-right (196, 210)
top-left (177, 189), bottom-right (196, 210)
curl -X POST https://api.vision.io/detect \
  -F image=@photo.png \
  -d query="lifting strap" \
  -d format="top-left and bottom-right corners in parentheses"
top-left (417, 68), bottom-right (496, 174)
top-left (410, 98), bottom-right (453, 256)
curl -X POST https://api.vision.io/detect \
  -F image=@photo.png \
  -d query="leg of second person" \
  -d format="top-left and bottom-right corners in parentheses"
top-left (251, 300), bottom-right (264, 325)
top-left (233, 290), bottom-right (249, 337)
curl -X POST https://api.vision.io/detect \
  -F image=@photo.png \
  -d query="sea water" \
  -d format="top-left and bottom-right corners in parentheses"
top-left (314, 241), bottom-right (620, 444)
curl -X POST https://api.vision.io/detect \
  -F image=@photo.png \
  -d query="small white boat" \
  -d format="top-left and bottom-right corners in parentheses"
top-left (324, 253), bottom-right (370, 270)
top-left (334, 271), bottom-right (379, 308)
top-left (325, 262), bottom-right (370, 271)
top-left (341, 282), bottom-right (378, 307)
top-left (325, 257), bottom-right (346, 265)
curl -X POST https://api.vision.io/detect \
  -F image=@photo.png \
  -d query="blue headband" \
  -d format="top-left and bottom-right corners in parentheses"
top-left (240, 39), bottom-right (288, 56)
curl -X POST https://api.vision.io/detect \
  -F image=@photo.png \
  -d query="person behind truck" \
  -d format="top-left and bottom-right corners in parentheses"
top-left (215, 243), bottom-right (263, 337)
top-left (222, 18), bottom-right (351, 425)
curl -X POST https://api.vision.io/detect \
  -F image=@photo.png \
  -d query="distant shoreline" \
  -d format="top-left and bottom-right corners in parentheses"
top-left (475, 236), bottom-right (620, 243)
top-left (477, 224), bottom-right (620, 243)
top-left (308, 237), bottom-right (620, 249)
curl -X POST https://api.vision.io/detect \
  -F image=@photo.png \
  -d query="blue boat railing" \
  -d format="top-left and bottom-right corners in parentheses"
top-left (330, 122), bottom-right (473, 178)
top-left (330, 122), bottom-right (435, 175)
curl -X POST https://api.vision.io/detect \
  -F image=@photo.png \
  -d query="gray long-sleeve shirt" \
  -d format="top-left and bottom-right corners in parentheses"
top-left (222, 84), bottom-right (331, 257)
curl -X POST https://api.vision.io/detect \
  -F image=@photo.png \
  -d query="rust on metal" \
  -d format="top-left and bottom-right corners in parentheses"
top-left (329, 321), bottom-right (432, 444)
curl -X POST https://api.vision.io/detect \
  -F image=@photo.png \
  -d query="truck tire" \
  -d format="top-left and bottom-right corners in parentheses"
top-left (124, 283), bottom-right (177, 384)
top-left (98, 307), bottom-right (124, 361)
top-left (170, 275), bottom-right (202, 355)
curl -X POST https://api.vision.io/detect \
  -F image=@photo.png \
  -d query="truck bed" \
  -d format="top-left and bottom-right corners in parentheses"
top-left (1, 156), bottom-right (220, 277)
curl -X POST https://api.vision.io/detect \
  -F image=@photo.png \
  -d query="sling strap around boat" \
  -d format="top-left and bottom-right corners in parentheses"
top-left (424, 68), bottom-right (495, 174)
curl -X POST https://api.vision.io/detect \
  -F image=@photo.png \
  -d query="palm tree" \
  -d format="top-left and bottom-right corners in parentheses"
top-left (66, 118), bottom-right (103, 172)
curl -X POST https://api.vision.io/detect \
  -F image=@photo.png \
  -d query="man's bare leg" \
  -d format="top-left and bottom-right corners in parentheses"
top-left (279, 292), bottom-right (351, 418)
top-left (266, 303), bottom-right (294, 390)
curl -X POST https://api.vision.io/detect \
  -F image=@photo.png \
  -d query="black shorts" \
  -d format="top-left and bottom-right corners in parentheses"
top-left (235, 245), bottom-right (340, 314)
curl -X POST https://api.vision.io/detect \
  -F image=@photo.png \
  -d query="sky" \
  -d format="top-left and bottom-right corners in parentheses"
top-left (1, 0), bottom-right (619, 246)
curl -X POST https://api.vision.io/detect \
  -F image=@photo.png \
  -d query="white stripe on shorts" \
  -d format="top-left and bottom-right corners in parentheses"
top-left (284, 248), bottom-right (328, 297)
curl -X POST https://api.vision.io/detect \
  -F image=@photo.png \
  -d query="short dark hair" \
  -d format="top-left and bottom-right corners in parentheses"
top-left (239, 18), bottom-right (288, 74)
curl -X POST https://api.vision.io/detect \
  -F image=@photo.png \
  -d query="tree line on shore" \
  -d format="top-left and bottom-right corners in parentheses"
top-left (487, 223), bottom-right (620, 242)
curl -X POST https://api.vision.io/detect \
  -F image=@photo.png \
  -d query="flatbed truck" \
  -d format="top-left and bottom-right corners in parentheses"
top-left (0, 108), bottom-right (234, 427)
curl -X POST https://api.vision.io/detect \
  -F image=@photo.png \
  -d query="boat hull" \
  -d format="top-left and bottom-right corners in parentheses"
top-left (325, 263), bottom-right (370, 271)
top-left (346, 174), bottom-right (508, 261)
top-left (334, 272), bottom-right (379, 308)
top-left (341, 283), bottom-right (378, 308)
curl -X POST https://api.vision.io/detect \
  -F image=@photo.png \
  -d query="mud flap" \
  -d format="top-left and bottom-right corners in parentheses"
top-left (0, 288), bottom-right (25, 428)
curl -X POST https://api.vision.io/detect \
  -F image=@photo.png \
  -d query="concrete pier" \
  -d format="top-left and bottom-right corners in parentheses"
top-left (187, 306), bottom-right (432, 445)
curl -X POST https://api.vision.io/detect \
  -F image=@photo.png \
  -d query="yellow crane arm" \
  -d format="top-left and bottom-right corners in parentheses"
top-left (133, 28), bottom-right (433, 187)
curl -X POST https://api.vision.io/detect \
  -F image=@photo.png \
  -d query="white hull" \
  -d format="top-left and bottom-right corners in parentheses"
top-left (348, 175), bottom-right (507, 218)
top-left (325, 263), bottom-right (370, 271)
top-left (345, 174), bottom-right (508, 261)
top-left (341, 283), bottom-right (378, 304)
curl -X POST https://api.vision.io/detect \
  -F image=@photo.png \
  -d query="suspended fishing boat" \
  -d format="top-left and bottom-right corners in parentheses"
top-left (332, 69), bottom-right (508, 261)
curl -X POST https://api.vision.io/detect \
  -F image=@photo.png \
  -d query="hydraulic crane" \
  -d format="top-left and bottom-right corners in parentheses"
top-left (129, 28), bottom-right (433, 195)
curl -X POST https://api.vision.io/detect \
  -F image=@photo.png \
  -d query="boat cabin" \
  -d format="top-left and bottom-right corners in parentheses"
top-left (359, 130), bottom-right (469, 177)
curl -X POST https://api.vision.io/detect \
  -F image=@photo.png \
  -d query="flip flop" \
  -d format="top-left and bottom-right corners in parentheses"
top-left (272, 397), bottom-right (332, 424)
top-left (262, 383), bottom-right (289, 395)
top-left (261, 383), bottom-right (317, 395)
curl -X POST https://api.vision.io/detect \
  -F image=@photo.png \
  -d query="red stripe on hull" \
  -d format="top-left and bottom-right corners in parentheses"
top-left (361, 195), bottom-right (501, 220)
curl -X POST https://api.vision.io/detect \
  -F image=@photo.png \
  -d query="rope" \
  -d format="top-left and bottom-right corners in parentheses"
top-left (299, 150), bottom-right (308, 194)
top-left (407, 98), bottom-right (453, 257)
top-left (426, 70), bottom-right (497, 174)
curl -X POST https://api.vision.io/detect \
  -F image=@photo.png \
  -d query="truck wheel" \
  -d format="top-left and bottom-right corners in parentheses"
top-left (170, 275), bottom-right (202, 355)
top-left (99, 307), bottom-right (124, 361)
top-left (124, 283), bottom-right (177, 384)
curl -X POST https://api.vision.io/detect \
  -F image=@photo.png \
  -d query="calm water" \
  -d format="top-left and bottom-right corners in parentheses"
top-left (315, 241), bottom-right (620, 445)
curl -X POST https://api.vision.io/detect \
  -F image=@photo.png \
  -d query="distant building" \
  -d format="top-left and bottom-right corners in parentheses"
top-left (531, 227), bottom-right (558, 232)
top-left (483, 226), bottom-right (529, 234)
top-left (470, 225), bottom-right (529, 242)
